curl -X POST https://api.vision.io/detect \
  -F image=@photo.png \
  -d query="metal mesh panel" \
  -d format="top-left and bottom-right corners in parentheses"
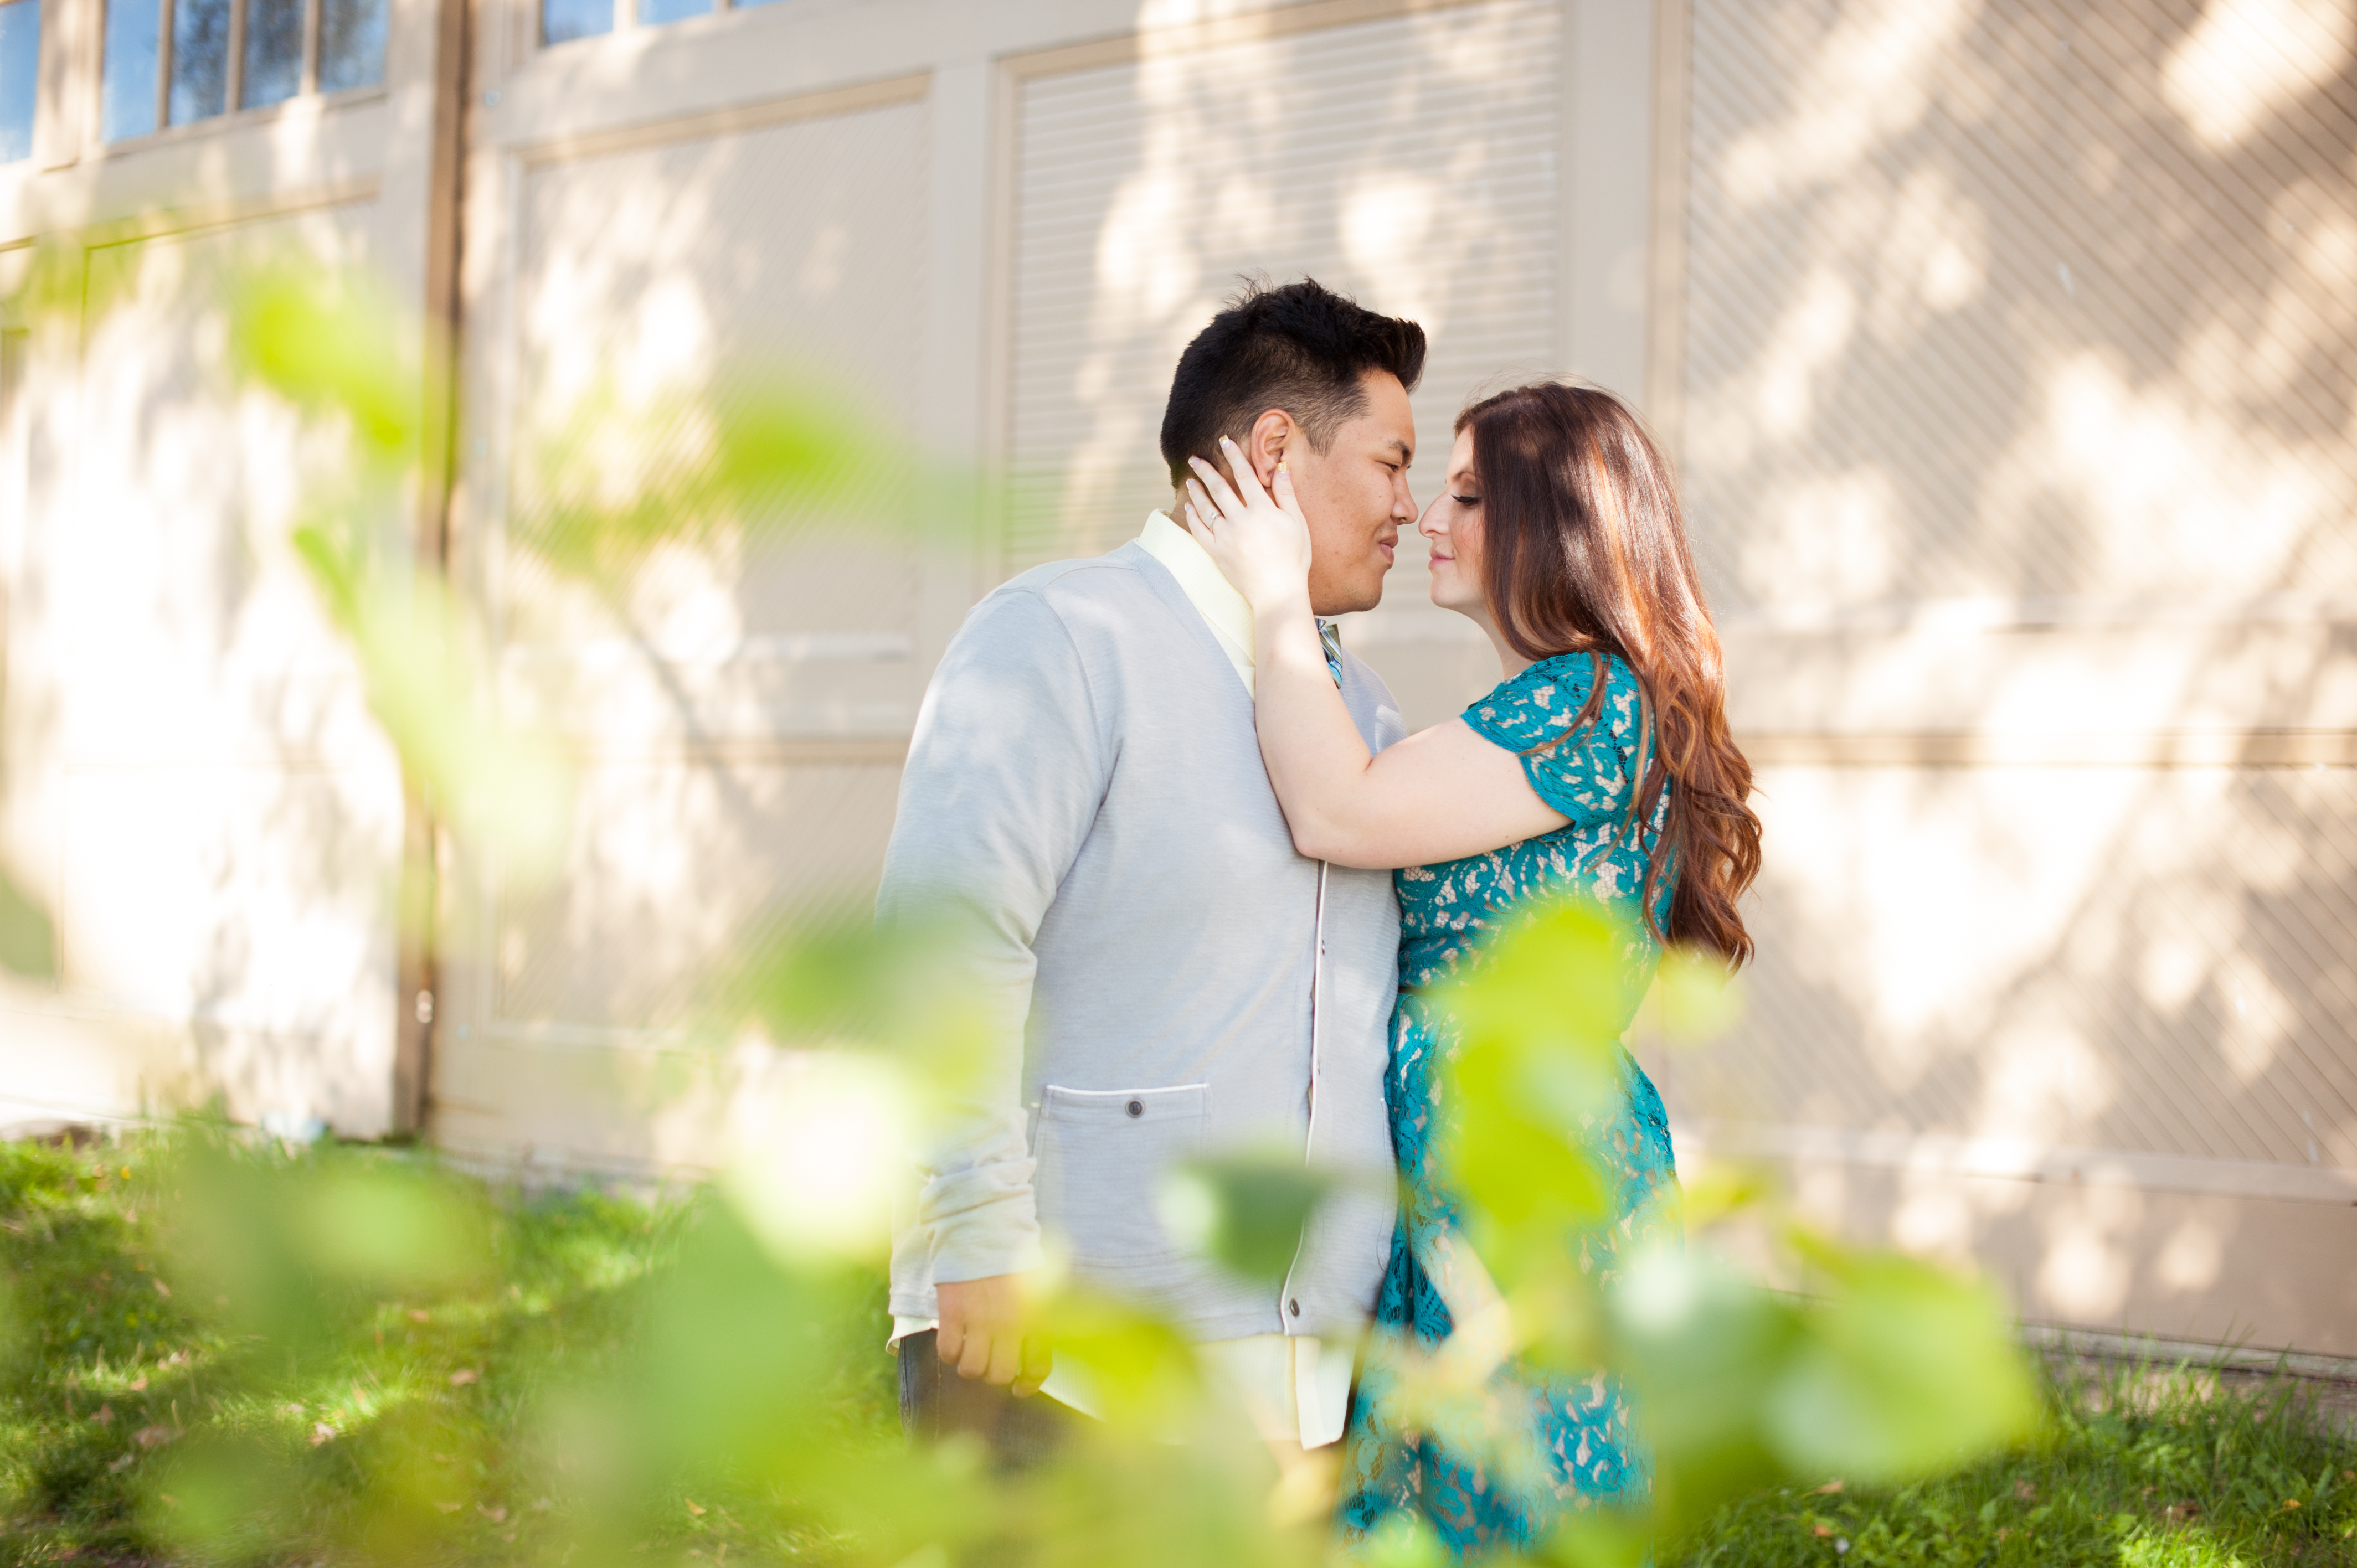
top-left (1682, 0), bottom-right (2357, 613)
top-left (1006, 0), bottom-right (1563, 575)
top-left (1669, 763), bottom-right (2357, 1172)
top-left (1673, 0), bottom-right (2357, 1207)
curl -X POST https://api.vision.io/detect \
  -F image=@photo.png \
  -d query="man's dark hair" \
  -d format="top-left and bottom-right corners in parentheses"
top-left (1159, 278), bottom-right (1427, 488)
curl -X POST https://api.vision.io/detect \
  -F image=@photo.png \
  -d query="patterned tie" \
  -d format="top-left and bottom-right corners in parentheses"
top-left (1317, 620), bottom-right (1346, 688)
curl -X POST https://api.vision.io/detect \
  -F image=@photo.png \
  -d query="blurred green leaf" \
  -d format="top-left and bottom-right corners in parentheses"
top-left (220, 257), bottom-right (574, 891)
top-left (1649, 943), bottom-right (1743, 1042)
top-left (1357, 1512), bottom-right (1449, 1567)
top-left (1608, 1232), bottom-right (2044, 1543)
top-left (1503, 1261), bottom-right (1606, 1374)
top-left (1038, 1287), bottom-right (1202, 1435)
top-left (160, 1131), bottom-right (495, 1354)
top-left (1675, 1160), bottom-right (1773, 1231)
top-left (145, 1432), bottom-right (289, 1562)
top-left (516, 370), bottom-right (979, 592)
top-left (1608, 1242), bottom-right (1803, 1530)
top-left (1766, 1232), bottom-right (2044, 1484)
top-left (0, 860), bottom-right (56, 978)
top-left (292, 529), bottom-right (573, 884)
top-left (1012, 1417), bottom-right (1318, 1568)
top-left (719, 916), bottom-right (989, 1072)
top-left (1546, 1506), bottom-right (1654, 1567)
top-left (1441, 898), bottom-right (1641, 1056)
top-left (1158, 1152), bottom-right (1337, 1284)
top-left (1432, 900), bottom-right (1640, 1287)
top-left (227, 263), bottom-right (420, 466)
top-left (294, 1164), bottom-right (493, 1290)
top-left (622, 1197), bottom-right (840, 1475)
top-left (1442, 1033), bottom-right (1612, 1262)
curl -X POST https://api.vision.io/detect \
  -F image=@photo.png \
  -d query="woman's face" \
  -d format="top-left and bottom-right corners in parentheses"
top-left (1418, 428), bottom-right (1486, 618)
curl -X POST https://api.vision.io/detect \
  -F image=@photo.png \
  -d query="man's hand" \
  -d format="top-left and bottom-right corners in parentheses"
top-left (935, 1273), bottom-right (1052, 1397)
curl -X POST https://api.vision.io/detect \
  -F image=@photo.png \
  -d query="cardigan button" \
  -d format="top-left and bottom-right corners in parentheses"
top-left (1288, 1299), bottom-right (1301, 1317)
top-left (1125, 1099), bottom-right (1144, 1118)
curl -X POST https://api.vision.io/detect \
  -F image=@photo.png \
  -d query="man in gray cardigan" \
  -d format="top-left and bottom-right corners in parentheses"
top-left (880, 280), bottom-right (1425, 1462)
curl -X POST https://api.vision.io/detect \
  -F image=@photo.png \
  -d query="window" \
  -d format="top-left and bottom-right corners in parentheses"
top-left (0, 0), bottom-right (37, 163)
top-left (242, 0), bottom-right (301, 106)
top-left (541, 0), bottom-right (609, 45)
top-left (315, 0), bottom-right (382, 91)
top-left (543, 0), bottom-right (783, 49)
top-left (101, 0), bottom-right (382, 140)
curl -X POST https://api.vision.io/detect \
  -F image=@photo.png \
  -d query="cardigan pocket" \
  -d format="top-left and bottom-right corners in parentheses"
top-left (1033, 1082), bottom-right (1210, 1262)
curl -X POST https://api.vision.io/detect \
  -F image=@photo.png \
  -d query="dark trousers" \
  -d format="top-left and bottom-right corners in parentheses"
top-left (898, 1329), bottom-right (1079, 1471)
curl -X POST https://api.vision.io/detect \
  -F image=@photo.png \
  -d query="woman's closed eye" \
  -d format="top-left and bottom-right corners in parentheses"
top-left (1454, 493), bottom-right (1481, 506)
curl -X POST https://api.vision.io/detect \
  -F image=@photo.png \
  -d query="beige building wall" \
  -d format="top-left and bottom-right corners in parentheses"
top-left (422, 0), bottom-right (1660, 1172)
top-left (0, 0), bottom-right (457, 1138)
top-left (1661, 0), bottom-right (2357, 1355)
top-left (3, 0), bottom-right (2348, 1356)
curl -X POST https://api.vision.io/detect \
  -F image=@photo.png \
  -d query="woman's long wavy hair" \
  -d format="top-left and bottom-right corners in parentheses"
top-left (1459, 383), bottom-right (1761, 965)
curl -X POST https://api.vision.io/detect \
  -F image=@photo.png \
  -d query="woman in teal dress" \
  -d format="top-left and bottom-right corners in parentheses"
top-left (1182, 381), bottom-right (1762, 1558)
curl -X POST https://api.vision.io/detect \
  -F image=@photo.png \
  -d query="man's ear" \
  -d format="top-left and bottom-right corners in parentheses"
top-left (1243, 409), bottom-right (1295, 487)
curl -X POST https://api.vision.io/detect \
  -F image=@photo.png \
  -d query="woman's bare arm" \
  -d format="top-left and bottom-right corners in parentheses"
top-left (1185, 445), bottom-right (1568, 870)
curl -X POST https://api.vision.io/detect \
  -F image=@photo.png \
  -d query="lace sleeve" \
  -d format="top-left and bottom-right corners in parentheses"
top-left (1459, 651), bottom-right (1647, 828)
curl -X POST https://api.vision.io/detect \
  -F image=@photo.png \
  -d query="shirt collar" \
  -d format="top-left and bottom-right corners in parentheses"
top-left (1138, 511), bottom-right (1256, 693)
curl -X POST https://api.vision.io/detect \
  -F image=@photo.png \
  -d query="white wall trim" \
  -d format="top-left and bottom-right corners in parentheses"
top-left (2022, 1323), bottom-right (2357, 1385)
top-left (1679, 1118), bottom-right (2357, 1208)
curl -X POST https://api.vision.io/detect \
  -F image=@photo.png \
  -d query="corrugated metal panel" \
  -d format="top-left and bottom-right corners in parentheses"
top-left (1006, 0), bottom-right (1565, 580)
top-left (1676, 0), bottom-right (2357, 1284)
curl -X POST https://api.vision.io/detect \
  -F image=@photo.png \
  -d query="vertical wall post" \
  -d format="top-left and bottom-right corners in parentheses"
top-left (392, 0), bottom-right (471, 1136)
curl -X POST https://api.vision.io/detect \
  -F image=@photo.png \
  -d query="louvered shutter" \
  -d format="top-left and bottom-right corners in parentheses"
top-left (1006, 0), bottom-right (1565, 602)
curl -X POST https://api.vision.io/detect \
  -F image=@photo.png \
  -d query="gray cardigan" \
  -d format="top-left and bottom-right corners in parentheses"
top-left (879, 541), bottom-right (1406, 1343)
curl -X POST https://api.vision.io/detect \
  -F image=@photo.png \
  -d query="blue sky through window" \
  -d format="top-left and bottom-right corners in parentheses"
top-left (0, 0), bottom-right (35, 163)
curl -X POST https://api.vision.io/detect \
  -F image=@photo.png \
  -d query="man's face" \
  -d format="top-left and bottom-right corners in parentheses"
top-left (1289, 370), bottom-right (1417, 616)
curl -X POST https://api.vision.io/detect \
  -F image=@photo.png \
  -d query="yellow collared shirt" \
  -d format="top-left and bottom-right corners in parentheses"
top-left (1137, 510), bottom-right (1258, 695)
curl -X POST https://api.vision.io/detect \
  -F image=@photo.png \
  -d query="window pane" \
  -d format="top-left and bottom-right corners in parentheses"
top-left (541, 0), bottom-right (609, 45)
top-left (101, 0), bottom-right (158, 140)
top-left (637, 0), bottom-right (708, 23)
top-left (240, 0), bottom-right (300, 106)
top-left (317, 0), bottom-right (383, 91)
top-left (0, 0), bottom-right (37, 164)
top-left (167, 0), bottom-right (229, 125)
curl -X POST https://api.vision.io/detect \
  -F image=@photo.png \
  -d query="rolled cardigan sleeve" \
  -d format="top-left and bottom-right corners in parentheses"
top-left (877, 587), bottom-right (1110, 1284)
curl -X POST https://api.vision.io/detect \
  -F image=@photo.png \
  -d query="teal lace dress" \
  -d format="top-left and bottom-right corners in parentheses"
top-left (1337, 651), bottom-right (1682, 1557)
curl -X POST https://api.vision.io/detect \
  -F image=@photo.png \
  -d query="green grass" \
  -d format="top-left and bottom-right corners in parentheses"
top-left (3, 1132), bottom-right (2351, 1567)
top-left (0, 1133), bottom-right (895, 1565)
top-left (1671, 1360), bottom-right (2357, 1568)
